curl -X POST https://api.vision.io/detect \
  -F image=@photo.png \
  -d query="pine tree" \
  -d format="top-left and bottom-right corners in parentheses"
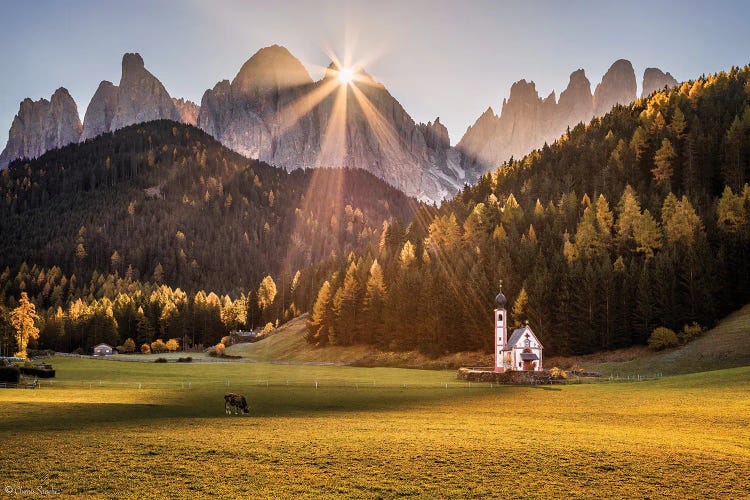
top-left (332, 262), bottom-right (364, 345)
top-left (652, 138), bottom-right (676, 189)
top-left (662, 195), bottom-right (704, 247)
top-left (511, 288), bottom-right (528, 327)
top-left (135, 307), bottom-right (154, 346)
top-left (633, 210), bottom-right (662, 258)
top-left (307, 281), bottom-right (334, 347)
top-left (363, 260), bottom-right (387, 344)
top-left (716, 185), bottom-right (747, 233)
top-left (616, 185), bottom-right (642, 246)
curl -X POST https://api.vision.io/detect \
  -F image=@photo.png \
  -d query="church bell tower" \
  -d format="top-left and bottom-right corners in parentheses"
top-left (494, 281), bottom-right (508, 372)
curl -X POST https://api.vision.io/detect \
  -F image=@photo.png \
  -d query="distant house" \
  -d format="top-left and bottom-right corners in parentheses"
top-left (93, 344), bottom-right (114, 356)
top-left (493, 284), bottom-right (544, 372)
top-left (229, 330), bottom-right (257, 344)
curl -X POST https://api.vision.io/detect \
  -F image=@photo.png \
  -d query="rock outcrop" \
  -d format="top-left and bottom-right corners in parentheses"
top-left (197, 46), bottom-right (463, 201)
top-left (110, 53), bottom-right (180, 130)
top-left (82, 53), bottom-right (189, 141)
top-left (172, 98), bottom-right (200, 126)
top-left (593, 59), bottom-right (637, 117)
top-left (642, 68), bottom-right (678, 97)
top-left (0, 88), bottom-right (82, 168)
top-left (557, 69), bottom-right (593, 129)
top-left (81, 81), bottom-right (119, 141)
top-left (460, 61), bottom-right (643, 178)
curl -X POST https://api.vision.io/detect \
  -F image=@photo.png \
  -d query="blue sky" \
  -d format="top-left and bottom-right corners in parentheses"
top-left (1, 0), bottom-right (749, 146)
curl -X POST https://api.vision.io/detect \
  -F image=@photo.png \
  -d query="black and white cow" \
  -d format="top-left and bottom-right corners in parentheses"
top-left (224, 393), bottom-right (250, 415)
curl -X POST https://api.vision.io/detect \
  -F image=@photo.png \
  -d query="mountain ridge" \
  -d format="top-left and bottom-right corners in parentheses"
top-left (1, 47), bottom-right (678, 202)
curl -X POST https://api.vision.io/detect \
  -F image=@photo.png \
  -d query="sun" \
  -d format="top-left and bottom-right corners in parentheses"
top-left (338, 68), bottom-right (354, 85)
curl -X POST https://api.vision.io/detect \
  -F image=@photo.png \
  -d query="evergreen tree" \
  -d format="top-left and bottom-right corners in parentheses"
top-left (307, 281), bottom-right (334, 347)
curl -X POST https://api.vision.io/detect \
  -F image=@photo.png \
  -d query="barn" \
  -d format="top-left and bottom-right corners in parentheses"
top-left (93, 344), bottom-right (114, 356)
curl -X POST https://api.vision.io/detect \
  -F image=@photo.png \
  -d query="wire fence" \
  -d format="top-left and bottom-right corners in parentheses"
top-left (3, 374), bottom-right (667, 391)
top-left (31, 378), bottom-right (511, 390)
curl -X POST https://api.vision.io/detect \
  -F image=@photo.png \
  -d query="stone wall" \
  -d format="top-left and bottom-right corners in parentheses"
top-left (457, 367), bottom-right (552, 384)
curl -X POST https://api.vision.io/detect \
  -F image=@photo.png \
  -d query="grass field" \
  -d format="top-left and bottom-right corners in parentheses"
top-left (1, 356), bottom-right (749, 498)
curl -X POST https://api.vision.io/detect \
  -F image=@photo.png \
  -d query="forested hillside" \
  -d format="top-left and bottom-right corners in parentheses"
top-left (307, 65), bottom-right (750, 356)
top-left (0, 121), bottom-right (416, 354)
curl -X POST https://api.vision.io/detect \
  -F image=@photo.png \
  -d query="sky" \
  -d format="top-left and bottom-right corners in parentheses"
top-left (1, 0), bottom-right (749, 147)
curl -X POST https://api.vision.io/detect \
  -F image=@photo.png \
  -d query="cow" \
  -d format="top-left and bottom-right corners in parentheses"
top-left (224, 393), bottom-right (250, 415)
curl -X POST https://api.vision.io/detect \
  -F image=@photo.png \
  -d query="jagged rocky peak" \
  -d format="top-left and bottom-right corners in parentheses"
top-left (457, 107), bottom-right (498, 151)
top-left (122, 52), bottom-right (144, 72)
top-left (0, 87), bottom-right (82, 169)
top-left (557, 69), bottom-right (593, 126)
top-left (419, 117), bottom-right (450, 150)
top-left (81, 80), bottom-right (119, 141)
top-left (49, 87), bottom-right (82, 143)
top-left (593, 59), bottom-right (637, 116)
top-left (505, 79), bottom-right (542, 107)
top-left (172, 98), bottom-right (200, 126)
top-left (642, 67), bottom-right (679, 97)
top-left (110, 52), bottom-right (180, 131)
top-left (232, 44), bottom-right (313, 95)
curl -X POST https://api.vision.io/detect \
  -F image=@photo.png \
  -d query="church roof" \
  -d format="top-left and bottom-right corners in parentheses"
top-left (503, 328), bottom-right (528, 350)
top-left (503, 325), bottom-right (544, 350)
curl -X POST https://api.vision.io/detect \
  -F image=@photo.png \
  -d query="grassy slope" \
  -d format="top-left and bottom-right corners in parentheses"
top-left (226, 314), bottom-right (494, 369)
top-left (226, 314), bottom-right (373, 364)
top-left (0, 357), bottom-right (748, 497)
top-left (580, 303), bottom-right (750, 376)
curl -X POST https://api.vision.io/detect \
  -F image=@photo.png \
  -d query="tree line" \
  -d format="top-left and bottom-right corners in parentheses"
top-left (307, 66), bottom-right (750, 356)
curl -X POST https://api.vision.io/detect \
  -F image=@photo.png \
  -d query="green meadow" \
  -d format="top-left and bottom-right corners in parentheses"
top-left (1, 356), bottom-right (748, 498)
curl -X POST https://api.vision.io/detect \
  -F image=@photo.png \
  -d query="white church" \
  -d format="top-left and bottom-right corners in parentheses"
top-left (493, 284), bottom-right (543, 372)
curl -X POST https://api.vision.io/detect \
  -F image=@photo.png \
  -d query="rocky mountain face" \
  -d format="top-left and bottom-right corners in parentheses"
top-left (197, 45), bottom-right (463, 201)
top-left (642, 68), bottom-right (678, 97)
top-left (458, 60), bottom-right (676, 178)
top-left (3, 53), bottom-right (199, 167)
top-left (458, 70), bottom-right (593, 179)
top-left (172, 98), bottom-right (200, 126)
top-left (557, 69), bottom-right (594, 128)
top-left (109, 53), bottom-right (181, 130)
top-left (1, 48), bottom-right (678, 202)
top-left (81, 81), bottom-right (119, 141)
top-left (593, 59), bottom-right (637, 117)
top-left (0, 88), bottom-right (82, 168)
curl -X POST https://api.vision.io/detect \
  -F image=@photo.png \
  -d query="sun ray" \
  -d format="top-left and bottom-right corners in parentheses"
top-left (274, 77), bottom-right (339, 136)
top-left (280, 82), bottom-right (349, 274)
top-left (348, 83), bottom-right (408, 167)
top-left (317, 84), bottom-right (349, 168)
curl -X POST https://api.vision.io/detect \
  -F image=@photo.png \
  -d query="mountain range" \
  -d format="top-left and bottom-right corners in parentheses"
top-left (0, 46), bottom-right (679, 201)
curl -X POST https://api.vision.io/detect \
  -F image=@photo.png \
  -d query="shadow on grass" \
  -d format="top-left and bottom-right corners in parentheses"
top-left (0, 385), bottom-right (512, 431)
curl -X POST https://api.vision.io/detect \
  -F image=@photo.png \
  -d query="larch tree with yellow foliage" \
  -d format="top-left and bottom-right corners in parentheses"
top-left (10, 292), bottom-right (39, 358)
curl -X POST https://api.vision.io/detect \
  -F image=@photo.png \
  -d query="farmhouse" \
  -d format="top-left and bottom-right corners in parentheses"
top-left (93, 344), bottom-right (113, 356)
top-left (493, 285), bottom-right (543, 372)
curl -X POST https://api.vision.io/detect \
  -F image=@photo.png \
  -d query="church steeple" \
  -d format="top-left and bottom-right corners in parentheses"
top-left (494, 280), bottom-right (508, 372)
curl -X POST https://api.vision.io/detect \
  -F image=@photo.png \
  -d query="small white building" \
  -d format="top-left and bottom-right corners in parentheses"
top-left (493, 285), bottom-right (543, 372)
top-left (93, 343), bottom-right (114, 356)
